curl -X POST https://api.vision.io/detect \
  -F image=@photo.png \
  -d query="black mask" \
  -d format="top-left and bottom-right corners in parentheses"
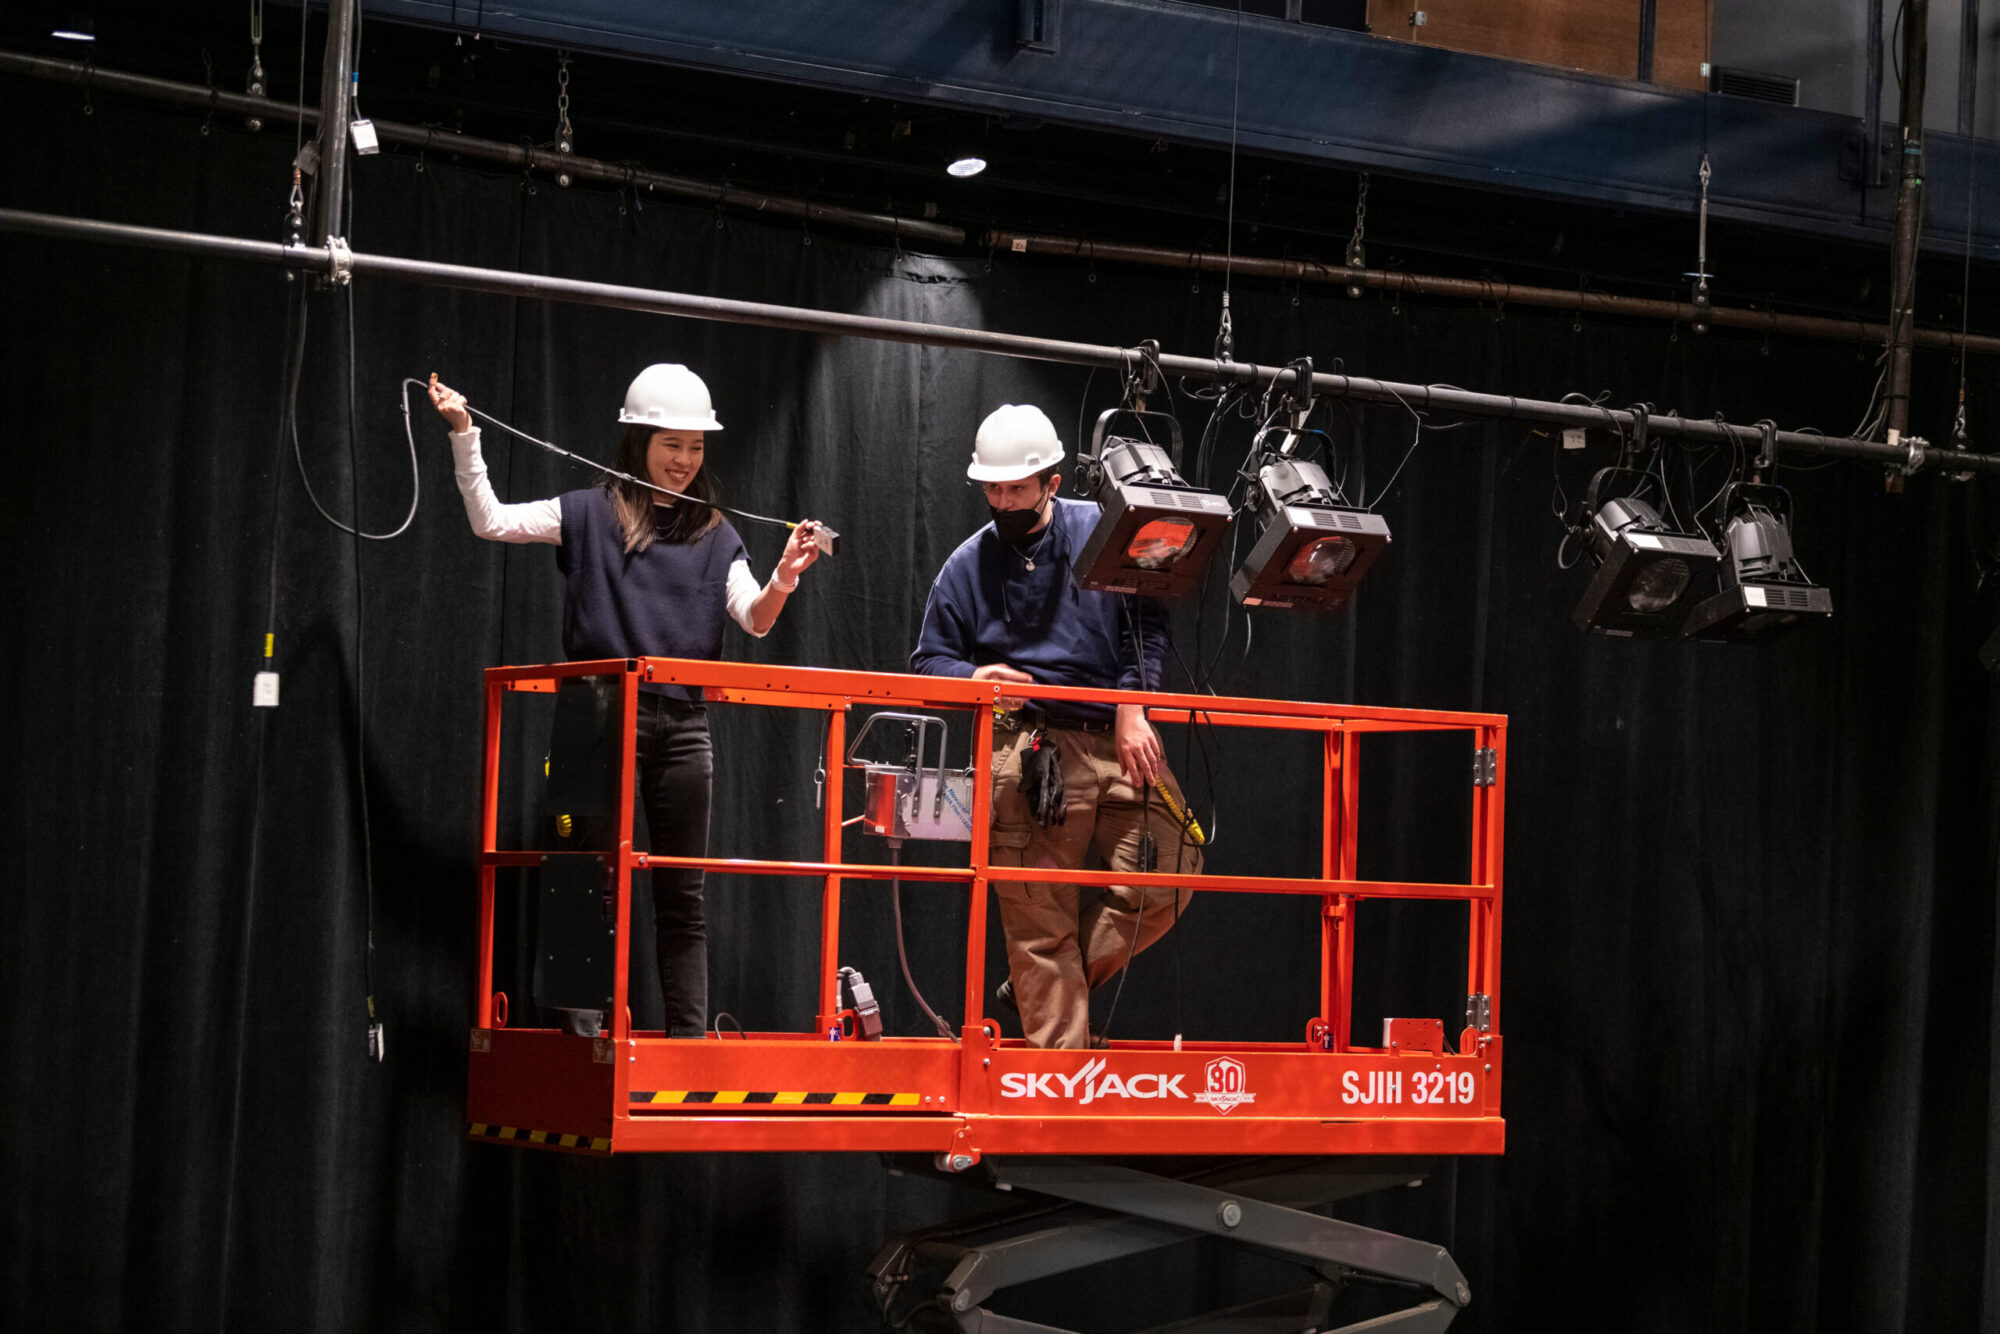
top-left (989, 487), bottom-right (1049, 545)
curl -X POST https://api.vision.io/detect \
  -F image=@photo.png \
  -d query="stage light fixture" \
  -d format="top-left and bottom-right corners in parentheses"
top-left (1230, 436), bottom-right (1390, 612)
top-left (1570, 468), bottom-right (1719, 638)
top-left (1071, 408), bottom-right (1233, 599)
top-left (1680, 482), bottom-right (1832, 641)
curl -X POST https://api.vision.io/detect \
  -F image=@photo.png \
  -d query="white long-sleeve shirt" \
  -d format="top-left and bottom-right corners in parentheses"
top-left (449, 426), bottom-right (767, 637)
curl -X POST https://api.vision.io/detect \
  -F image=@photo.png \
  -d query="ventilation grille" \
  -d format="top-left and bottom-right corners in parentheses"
top-left (1709, 65), bottom-right (1799, 107)
top-left (1147, 488), bottom-right (1228, 513)
top-left (1765, 586), bottom-right (1815, 609)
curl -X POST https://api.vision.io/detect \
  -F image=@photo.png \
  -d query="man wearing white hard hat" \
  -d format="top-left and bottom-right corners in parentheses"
top-left (912, 404), bottom-right (1201, 1049)
top-left (430, 365), bottom-right (823, 1037)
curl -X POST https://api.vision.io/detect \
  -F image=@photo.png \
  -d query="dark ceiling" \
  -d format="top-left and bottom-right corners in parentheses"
top-left (6, 0), bottom-right (1999, 339)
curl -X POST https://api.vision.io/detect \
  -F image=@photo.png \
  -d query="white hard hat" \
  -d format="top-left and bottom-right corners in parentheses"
top-left (968, 404), bottom-right (1065, 482)
top-left (617, 363), bottom-right (724, 431)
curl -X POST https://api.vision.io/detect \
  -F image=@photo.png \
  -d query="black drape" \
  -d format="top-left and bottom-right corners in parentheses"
top-left (4, 80), bottom-right (1998, 1333)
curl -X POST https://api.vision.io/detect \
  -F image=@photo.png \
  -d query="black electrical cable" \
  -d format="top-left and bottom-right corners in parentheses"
top-left (1096, 600), bottom-right (1204, 1045)
top-left (885, 842), bottom-right (956, 1040)
top-left (416, 385), bottom-right (825, 540)
top-left (342, 284), bottom-right (380, 1049)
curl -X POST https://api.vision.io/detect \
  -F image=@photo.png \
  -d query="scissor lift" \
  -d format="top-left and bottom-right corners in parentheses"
top-left (465, 658), bottom-right (1505, 1331)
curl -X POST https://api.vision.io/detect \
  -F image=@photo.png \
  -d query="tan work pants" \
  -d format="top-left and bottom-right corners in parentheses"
top-left (988, 723), bottom-right (1202, 1049)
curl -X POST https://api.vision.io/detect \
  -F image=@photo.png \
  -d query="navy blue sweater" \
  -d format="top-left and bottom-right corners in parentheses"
top-left (557, 488), bottom-right (748, 701)
top-left (911, 497), bottom-right (1170, 723)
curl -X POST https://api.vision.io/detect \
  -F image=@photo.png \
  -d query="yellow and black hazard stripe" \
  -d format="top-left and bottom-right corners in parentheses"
top-left (469, 1122), bottom-right (611, 1152)
top-left (629, 1089), bottom-right (923, 1107)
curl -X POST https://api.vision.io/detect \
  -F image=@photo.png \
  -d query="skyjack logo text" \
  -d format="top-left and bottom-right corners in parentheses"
top-left (998, 1058), bottom-right (1187, 1105)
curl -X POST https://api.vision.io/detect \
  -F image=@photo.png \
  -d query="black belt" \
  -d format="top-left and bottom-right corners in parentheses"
top-left (996, 708), bottom-right (1114, 735)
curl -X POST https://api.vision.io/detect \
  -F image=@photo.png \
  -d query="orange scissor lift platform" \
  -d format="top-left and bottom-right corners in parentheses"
top-left (466, 658), bottom-right (1506, 1160)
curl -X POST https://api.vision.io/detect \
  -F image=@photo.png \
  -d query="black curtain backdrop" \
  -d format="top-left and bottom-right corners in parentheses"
top-left (4, 81), bottom-right (1999, 1333)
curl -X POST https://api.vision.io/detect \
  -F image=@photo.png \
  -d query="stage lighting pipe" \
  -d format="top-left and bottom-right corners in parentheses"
top-left (3, 205), bottom-right (1996, 477)
top-left (989, 230), bottom-right (2000, 360)
top-left (4, 49), bottom-right (1989, 356)
top-left (1885, 0), bottom-right (1931, 440)
top-left (0, 50), bottom-right (966, 249)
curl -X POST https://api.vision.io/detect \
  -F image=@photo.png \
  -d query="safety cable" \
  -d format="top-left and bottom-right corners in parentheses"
top-left (410, 381), bottom-right (825, 539)
top-left (285, 314), bottom-right (421, 540)
top-left (342, 285), bottom-right (381, 1056)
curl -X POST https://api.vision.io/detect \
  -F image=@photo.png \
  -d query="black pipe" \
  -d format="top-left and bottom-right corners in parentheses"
top-left (3, 206), bottom-right (1990, 477)
top-left (1885, 0), bottom-right (1930, 444)
top-left (0, 51), bottom-right (966, 249)
top-left (313, 0), bottom-right (356, 244)
top-left (1867, 0), bottom-right (1887, 189)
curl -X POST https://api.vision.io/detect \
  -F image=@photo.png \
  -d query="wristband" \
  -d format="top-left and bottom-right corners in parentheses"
top-left (772, 574), bottom-right (799, 593)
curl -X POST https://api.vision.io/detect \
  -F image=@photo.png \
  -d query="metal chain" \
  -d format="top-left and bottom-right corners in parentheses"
top-left (553, 53), bottom-right (575, 186)
top-left (555, 53), bottom-right (573, 151)
top-left (1691, 154), bottom-right (1712, 334)
top-left (244, 0), bottom-right (267, 131)
top-left (1345, 172), bottom-right (1369, 298)
top-left (1346, 172), bottom-right (1369, 267)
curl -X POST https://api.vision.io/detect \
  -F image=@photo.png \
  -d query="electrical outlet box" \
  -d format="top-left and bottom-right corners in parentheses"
top-left (253, 671), bottom-right (280, 708)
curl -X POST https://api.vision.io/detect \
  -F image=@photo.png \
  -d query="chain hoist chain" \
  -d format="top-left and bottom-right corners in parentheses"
top-left (1346, 173), bottom-right (1368, 266)
top-left (1345, 172), bottom-right (1370, 298)
top-left (556, 53), bottom-right (573, 150)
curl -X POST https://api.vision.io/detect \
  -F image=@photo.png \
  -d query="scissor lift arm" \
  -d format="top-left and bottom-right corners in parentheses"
top-left (869, 1156), bottom-right (1468, 1334)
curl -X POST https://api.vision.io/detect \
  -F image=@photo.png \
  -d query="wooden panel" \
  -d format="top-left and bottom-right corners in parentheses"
top-left (1366, 0), bottom-right (1711, 92)
top-left (1653, 0), bottom-right (1714, 92)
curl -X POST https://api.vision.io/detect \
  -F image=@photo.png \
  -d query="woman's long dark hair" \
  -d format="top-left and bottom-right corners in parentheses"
top-left (607, 424), bottom-right (721, 554)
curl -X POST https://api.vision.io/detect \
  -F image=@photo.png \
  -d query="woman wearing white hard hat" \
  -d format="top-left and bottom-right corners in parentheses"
top-left (430, 364), bottom-right (822, 1036)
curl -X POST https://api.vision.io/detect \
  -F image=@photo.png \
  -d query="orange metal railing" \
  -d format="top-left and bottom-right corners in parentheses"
top-left (476, 657), bottom-right (1505, 1046)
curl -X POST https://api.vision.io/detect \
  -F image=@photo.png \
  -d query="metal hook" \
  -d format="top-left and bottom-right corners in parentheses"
top-left (1753, 419), bottom-right (1777, 475)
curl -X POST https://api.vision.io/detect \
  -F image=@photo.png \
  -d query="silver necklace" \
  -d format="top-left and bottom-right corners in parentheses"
top-left (1018, 523), bottom-right (1053, 572)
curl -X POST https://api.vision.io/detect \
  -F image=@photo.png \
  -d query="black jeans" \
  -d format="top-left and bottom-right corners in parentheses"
top-left (547, 681), bottom-right (713, 1037)
top-left (634, 691), bottom-right (714, 1037)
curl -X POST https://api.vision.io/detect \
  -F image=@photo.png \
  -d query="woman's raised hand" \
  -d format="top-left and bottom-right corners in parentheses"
top-left (777, 520), bottom-right (825, 585)
top-left (428, 373), bottom-right (472, 434)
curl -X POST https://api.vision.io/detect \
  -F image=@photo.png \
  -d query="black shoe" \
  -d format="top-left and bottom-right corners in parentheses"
top-left (994, 978), bottom-right (1020, 1016)
top-left (556, 1007), bottom-right (604, 1037)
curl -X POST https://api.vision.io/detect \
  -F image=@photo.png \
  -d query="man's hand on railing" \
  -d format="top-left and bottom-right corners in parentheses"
top-left (971, 662), bottom-right (1035, 712)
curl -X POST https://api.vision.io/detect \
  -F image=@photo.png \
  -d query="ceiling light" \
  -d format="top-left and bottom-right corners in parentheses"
top-left (1071, 409), bottom-right (1232, 599)
top-left (946, 155), bottom-right (987, 178)
top-left (1571, 469), bottom-right (1719, 637)
top-left (1680, 482), bottom-right (1832, 641)
top-left (1231, 442), bottom-right (1390, 612)
top-left (51, 16), bottom-right (95, 42)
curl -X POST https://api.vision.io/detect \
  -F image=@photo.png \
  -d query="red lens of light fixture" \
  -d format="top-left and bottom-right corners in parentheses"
top-left (1127, 519), bottom-right (1199, 569)
top-left (1284, 536), bottom-right (1357, 585)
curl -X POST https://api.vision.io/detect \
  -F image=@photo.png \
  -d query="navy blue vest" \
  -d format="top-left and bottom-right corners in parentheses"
top-left (557, 488), bottom-right (748, 700)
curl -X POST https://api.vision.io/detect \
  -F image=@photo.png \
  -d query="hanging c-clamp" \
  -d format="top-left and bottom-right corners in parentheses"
top-left (1281, 356), bottom-right (1314, 429)
top-left (325, 235), bottom-right (354, 287)
top-left (1752, 419), bottom-right (1777, 478)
